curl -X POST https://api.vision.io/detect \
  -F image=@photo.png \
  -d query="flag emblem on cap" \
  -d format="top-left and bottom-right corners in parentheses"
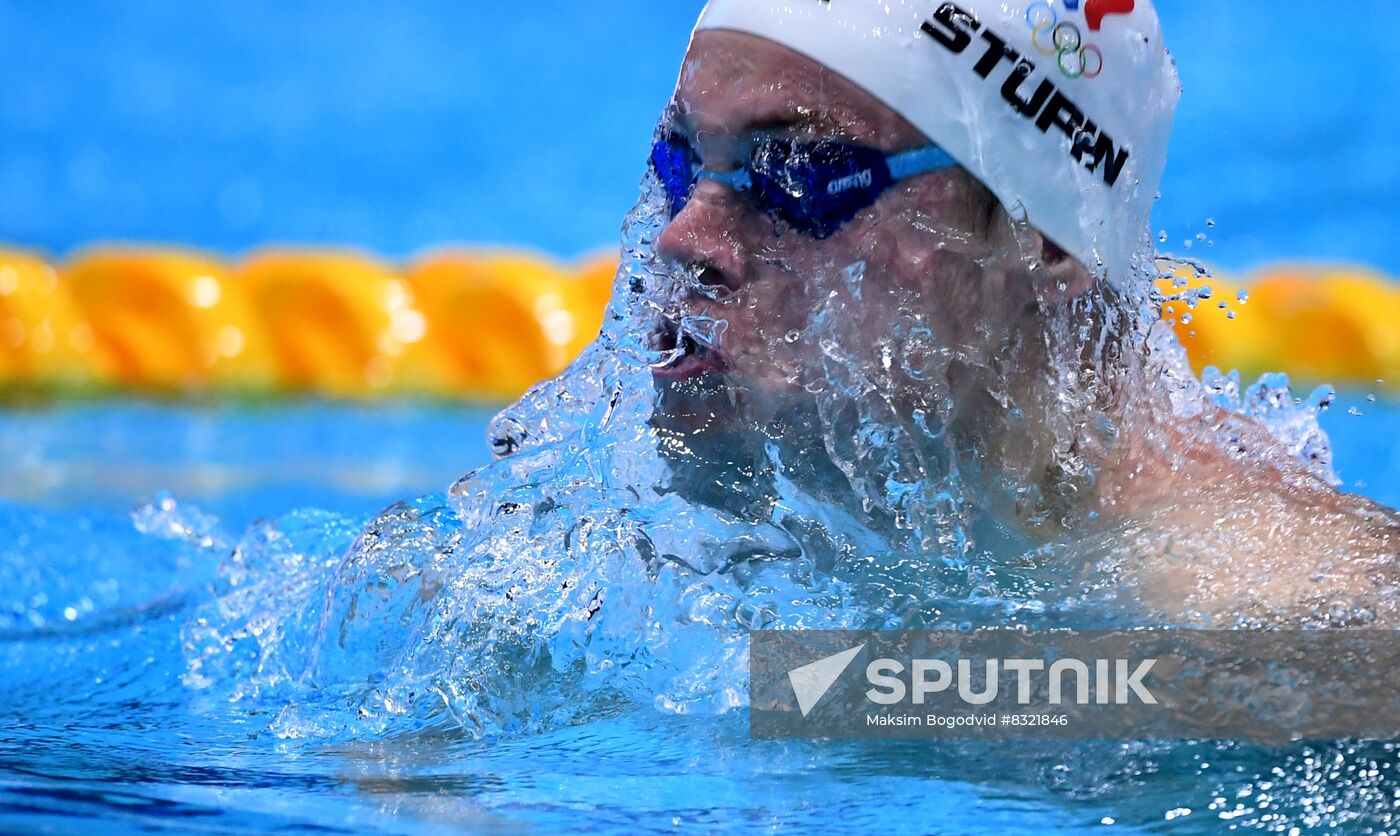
top-left (1084, 0), bottom-right (1135, 31)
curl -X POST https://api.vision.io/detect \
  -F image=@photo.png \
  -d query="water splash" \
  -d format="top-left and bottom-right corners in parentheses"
top-left (1200, 368), bottom-right (1339, 485)
top-left (0, 154), bottom-right (1381, 833)
top-left (173, 159), bottom-right (1365, 752)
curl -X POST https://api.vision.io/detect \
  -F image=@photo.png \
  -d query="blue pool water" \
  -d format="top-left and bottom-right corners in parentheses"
top-left (0, 394), bottom-right (1396, 832)
top-left (0, 1), bottom-right (1397, 831)
top-left (0, 1), bottom-right (1396, 274)
top-left (2, 394), bottom-right (1396, 528)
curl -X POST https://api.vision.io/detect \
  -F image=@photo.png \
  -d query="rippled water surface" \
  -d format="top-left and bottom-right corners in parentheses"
top-left (4, 165), bottom-right (1400, 830)
top-left (4, 45), bottom-right (1400, 822)
top-left (0, 395), bottom-right (1395, 833)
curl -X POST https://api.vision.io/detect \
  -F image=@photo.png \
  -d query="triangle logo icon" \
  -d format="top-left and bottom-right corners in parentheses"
top-left (787, 644), bottom-right (866, 717)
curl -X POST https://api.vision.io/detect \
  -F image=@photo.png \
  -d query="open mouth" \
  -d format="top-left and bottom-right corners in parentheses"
top-left (651, 318), bottom-right (732, 381)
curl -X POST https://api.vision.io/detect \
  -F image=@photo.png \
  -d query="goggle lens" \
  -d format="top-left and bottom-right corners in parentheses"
top-left (649, 133), bottom-right (901, 238)
top-left (749, 138), bottom-right (894, 239)
top-left (650, 134), bottom-right (698, 219)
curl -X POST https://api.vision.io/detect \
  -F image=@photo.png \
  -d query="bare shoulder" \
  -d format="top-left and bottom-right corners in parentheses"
top-left (1083, 481), bottom-right (1398, 625)
top-left (1076, 410), bottom-right (1400, 625)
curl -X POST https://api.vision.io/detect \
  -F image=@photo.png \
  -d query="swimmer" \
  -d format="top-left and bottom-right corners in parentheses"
top-left (645, 0), bottom-right (1399, 625)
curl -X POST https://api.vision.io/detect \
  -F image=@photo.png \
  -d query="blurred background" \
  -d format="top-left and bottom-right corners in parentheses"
top-left (0, 0), bottom-right (1395, 271)
top-left (0, 0), bottom-right (1396, 521)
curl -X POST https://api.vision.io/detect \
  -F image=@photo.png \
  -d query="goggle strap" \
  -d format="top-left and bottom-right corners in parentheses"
top-left (886, 145), bottom-right (958, 182)
top-left (697, 169), bottom-right (753, 191)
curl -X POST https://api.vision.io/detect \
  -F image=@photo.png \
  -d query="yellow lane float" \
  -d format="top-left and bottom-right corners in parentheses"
top-left (237, 250), bottom-right (423, 396)
top-left (65, 248), bottom-right (275, 391)
top-left (408, 251), bottom-right (573, 400)
top-left (0, 249), bottom-right (99, 388)
top-left (1160, 263), bottom-right (1398, 387)
top-left (0, 246), bottom-right (1392, 399)
top-left (405, 250), bottom-right (615, 399)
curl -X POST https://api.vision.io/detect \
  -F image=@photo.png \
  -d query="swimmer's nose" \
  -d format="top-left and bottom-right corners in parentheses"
top-left (656, 181), bottom-right (747, 294)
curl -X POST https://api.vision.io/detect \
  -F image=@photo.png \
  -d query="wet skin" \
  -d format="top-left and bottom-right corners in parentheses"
top-left (654, 31), bottom-right (1088, 399)
top-left (652, 30), bottom-right (1399, 625)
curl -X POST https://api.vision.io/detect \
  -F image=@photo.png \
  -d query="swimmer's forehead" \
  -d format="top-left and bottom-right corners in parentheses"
top-left (669, 30), bottom-right (909, 149)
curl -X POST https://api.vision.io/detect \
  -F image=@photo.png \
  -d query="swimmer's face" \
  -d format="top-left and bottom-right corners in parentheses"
top-left (654, 30), bottom-right (1088, 405)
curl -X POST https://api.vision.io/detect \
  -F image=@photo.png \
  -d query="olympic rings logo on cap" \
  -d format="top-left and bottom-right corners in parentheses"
top-left (1025, 1), bottom-right (1104, 79)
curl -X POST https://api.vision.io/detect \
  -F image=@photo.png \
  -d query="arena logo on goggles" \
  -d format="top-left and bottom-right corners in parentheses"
top-left (827, 168), bottom-right (875, 196)
top-left (920, 1), bottom-right (1130, 188)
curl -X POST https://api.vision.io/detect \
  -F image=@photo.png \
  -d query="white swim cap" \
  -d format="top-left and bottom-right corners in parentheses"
top-left (694, 0), bottom-right (1180, 283)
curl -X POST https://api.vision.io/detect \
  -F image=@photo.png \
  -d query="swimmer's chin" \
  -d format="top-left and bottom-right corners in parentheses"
top-left (652, 364), bottom-right (812, 435)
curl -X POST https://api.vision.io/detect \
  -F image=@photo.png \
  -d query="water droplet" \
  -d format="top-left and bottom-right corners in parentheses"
top-left (784, 329), bottom-right (801, 343)
top-left (1218, 301), bottom-right (1228, 309)
top-left (1183, 240), bottom-right (1193, 249)
top-left (1180, 313), bottom-right (1192, 325)
top-left (1195, 232), bottom-right (1206, 241)
top-left (1205, 217), bottom-right (1216, 228)
top-left (1226, 310), bottom-right (1237, 320)
top-left (1348, 406), bottom-right (1363, 416)
top-left (1236, 289), bottom-right (1249, 305)
top-left (1157, 230), bottom-right (1168, 243)
top-left (1366, 393), bottom-right (1377, 403)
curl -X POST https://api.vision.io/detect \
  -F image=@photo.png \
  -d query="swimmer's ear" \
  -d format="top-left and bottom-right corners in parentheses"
top-left (1031, 233), bottom-right (1094, 304)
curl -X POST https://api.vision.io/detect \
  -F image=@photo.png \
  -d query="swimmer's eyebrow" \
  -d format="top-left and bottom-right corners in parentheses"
top-left (673, 105), bottom-right (841, 142)
top-left (741, 115), bottom-right (838, 141)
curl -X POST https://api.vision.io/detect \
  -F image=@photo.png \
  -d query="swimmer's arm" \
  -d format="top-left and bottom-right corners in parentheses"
top-left (1082, 406), bottom-right (1399, 624)
top-left (1084, 480), bottom-right (1400, 626)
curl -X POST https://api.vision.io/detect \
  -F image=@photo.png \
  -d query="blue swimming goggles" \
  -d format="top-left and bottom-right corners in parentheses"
top-left (650, 131), bottom-right (959, 239)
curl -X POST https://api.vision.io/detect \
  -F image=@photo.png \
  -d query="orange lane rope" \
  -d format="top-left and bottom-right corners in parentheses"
top-left (0, 246), bottom-right (1394, 398)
